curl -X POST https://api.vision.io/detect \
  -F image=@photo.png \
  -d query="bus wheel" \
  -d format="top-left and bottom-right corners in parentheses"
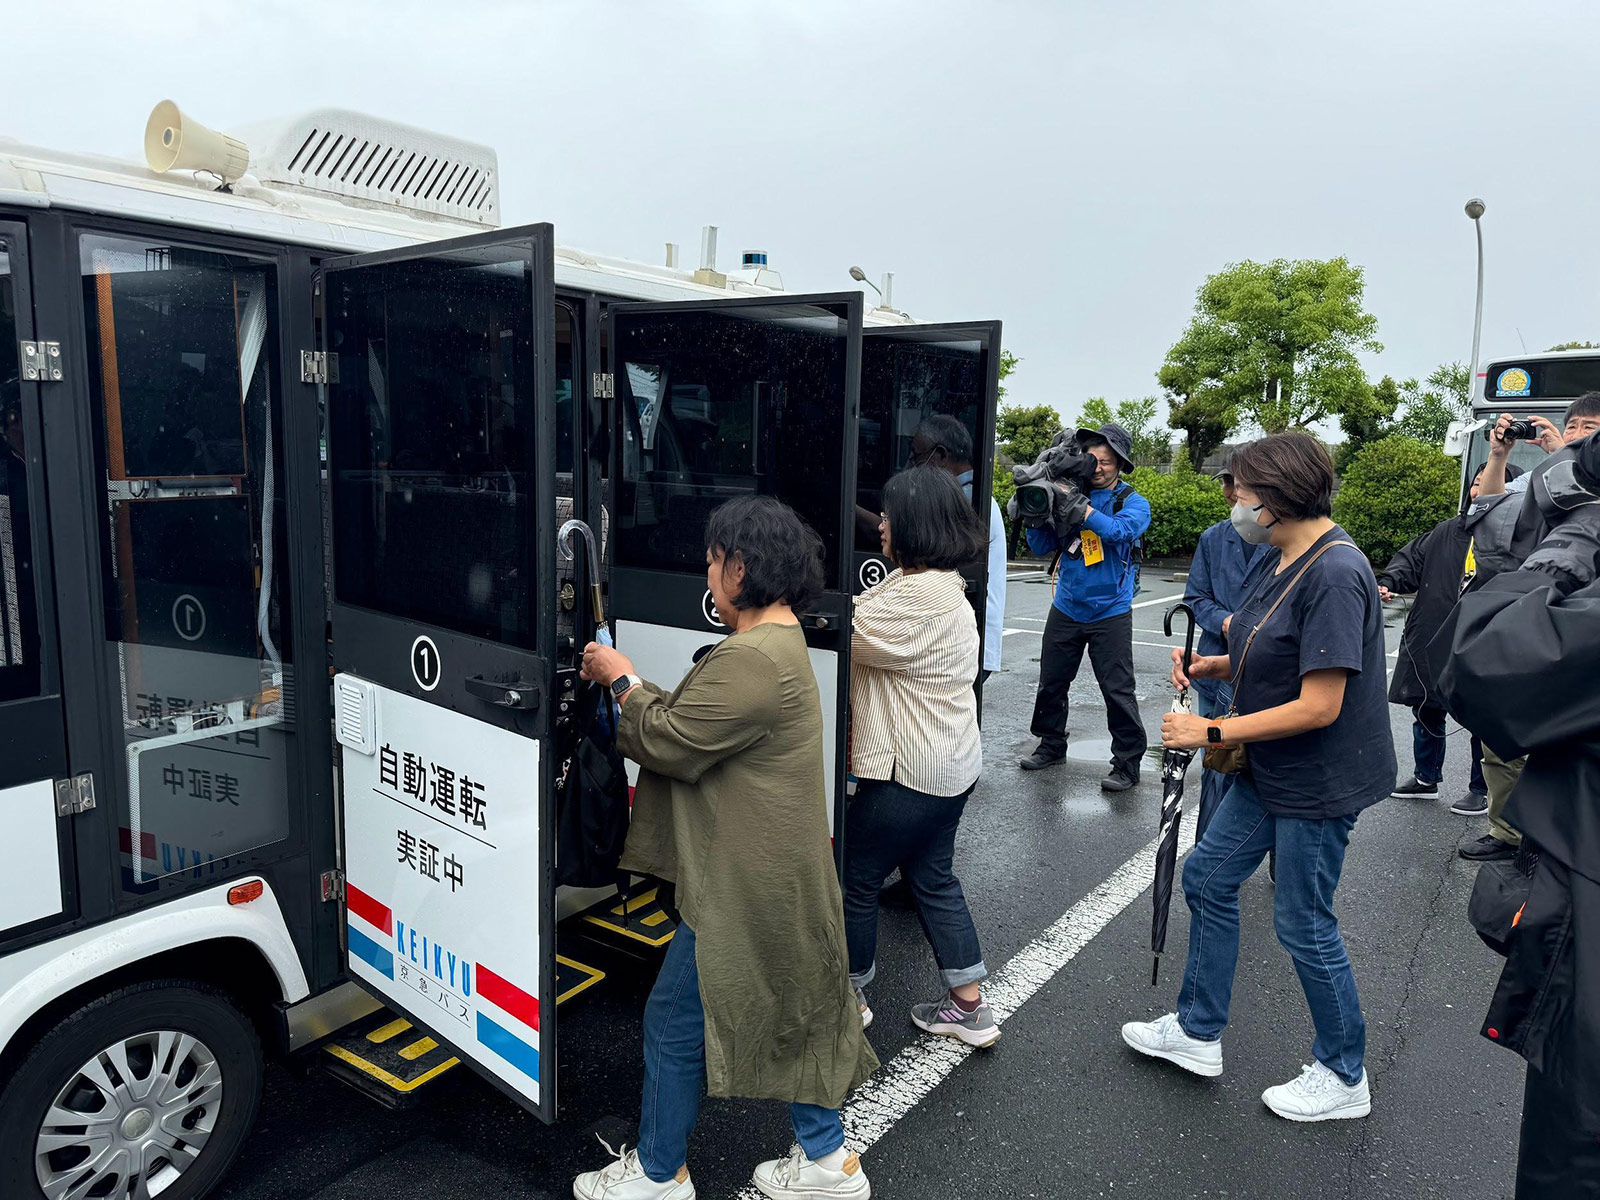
top-left (0, 979), bottom-right (263, 1200)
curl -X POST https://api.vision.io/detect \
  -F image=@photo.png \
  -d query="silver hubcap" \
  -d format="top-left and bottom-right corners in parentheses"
top-left (35, 1029), bottom-right (224, 1200)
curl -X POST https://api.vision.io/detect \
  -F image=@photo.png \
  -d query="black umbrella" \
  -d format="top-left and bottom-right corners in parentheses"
top-left (1151, 602), bottom-right (1199, 987)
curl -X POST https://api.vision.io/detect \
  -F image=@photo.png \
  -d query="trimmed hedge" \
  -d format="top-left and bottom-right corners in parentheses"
top-left (1128, 459), bottom-right (1231, 558)
top-left (1332, 434), bottom-right (1459, 566)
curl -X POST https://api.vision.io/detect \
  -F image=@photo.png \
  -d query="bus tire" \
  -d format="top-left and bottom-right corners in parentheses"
top-left (0, 978), bottom-right (263, 1200)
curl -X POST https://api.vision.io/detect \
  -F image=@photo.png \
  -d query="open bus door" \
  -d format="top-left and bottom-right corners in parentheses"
top-left (322, 225), bottom-right (560, 1121)
top-left (0, 220), bottom-right (78, 948)
top-left (853, 322), bottom-right (1002, 688)
top-left (609, 294), bottom-right (863, 861)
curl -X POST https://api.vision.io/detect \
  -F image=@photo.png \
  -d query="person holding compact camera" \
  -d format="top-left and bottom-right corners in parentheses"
top-left (1448, 393), bottom-right (1600, 863)
top-left (1437, 429), bottom-right (1600, 1197)
top-left (1014, 423), bottom-right (1152, 792)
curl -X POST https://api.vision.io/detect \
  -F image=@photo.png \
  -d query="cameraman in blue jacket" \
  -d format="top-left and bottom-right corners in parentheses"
top-left (1020, 423), bottom-right (1153, 791)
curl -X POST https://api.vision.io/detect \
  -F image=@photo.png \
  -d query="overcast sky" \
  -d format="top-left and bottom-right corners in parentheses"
top-left (8, 0), bottom-right (1599, 423)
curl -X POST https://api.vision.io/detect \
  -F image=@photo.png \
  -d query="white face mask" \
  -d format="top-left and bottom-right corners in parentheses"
top-left (1230, 501), bottom-right (1277, 545)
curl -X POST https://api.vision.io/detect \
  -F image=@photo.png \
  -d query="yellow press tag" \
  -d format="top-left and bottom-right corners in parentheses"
top-left (1081, 529), bottom-right (1104, 566)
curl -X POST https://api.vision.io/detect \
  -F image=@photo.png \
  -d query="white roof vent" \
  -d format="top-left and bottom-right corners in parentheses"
top-left (240, 109), bottom-right (499, 227)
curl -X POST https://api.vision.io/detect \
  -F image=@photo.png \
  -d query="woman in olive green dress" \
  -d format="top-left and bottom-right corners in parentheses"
top-left (574, 495), bottom-right (877, 1200)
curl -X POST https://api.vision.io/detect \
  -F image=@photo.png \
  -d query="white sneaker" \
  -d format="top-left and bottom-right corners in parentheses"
top-left (1263, 1062), bottom-right (1371, 1122)
top-left (573, 1138), bottom-right (695, 1199)
top-left (1120, 1012), bottom-right (1223, 1077)
top-left (854, 985), bottom-right (873, 1029)
top-left (751, 1146), bottom-right (871, 1199)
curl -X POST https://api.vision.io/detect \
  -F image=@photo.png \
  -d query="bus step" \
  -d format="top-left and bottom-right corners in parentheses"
top-left (318, 1011), bottom-right (460, 1108)
top-left (578, 885), bottom-right (678, 949)
top-left (557, 954), bottom-right (607, 1005)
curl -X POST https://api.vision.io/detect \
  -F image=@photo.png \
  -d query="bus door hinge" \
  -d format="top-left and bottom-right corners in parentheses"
top-left (321, 869), bottom-right (346, 902)
top-left (592, 371), bottom-right (615, 400)
top-left (300, 351), bottom-right (339, 385)
top-left (54, 773), bottom-right (96, 816)
top-left (20, 341), bottom-right (64, 383)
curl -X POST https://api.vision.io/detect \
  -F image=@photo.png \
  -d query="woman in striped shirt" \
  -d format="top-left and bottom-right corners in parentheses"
top-left (845, 464), bottom-right (999, 1048)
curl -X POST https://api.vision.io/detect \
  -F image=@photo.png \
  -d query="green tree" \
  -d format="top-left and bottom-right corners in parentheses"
top-left (995, 403), bottom-right (1062, 466)
top-left (1332, 435), bottom-right (1460, 566)
top-left (1334, 375), bottom-right (1402, 474)
top-left (997, 349), bottom-right (1020, 399)
top-left (1127, 456), bottom-right (1231, 557)
top-left (1077, 395), bottom-right (1170, 466)
top-left (1547, 340), bottom-right (1600, 351)
top-left (1160, 257), bottom-right (1382, 434)
top-left (1394, 362), bottom-right (1471, 445)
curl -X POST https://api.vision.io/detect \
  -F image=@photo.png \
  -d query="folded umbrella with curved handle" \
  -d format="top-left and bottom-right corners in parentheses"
top-left (1151, 601), bottom-right (1199, 986)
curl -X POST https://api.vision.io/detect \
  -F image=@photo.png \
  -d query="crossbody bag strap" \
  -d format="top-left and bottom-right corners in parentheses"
top-left (1225, 540), bottom-right (1359, 695)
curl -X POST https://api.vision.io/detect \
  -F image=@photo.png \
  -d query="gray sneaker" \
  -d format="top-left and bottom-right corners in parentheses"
top-left (1450, 790), bottom-right (1489, 817)
top-left (854, 985), bottom-right (873, 1029)
top-left (910, 995), bottom-right (1000, 1048)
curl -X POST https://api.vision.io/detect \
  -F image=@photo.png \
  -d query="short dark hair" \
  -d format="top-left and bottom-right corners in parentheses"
top-left (1566, 392), bottom-right (1600, 424)
top-left (916, 414), bottom-right (973, 466)
top-left (704, 494), bottom-right (825, 612)
top-left (881, 464), bottom-right (988, 571)
top-left (1473, 460), bottom-right (1524, 482)
top-left (1229, 432), bottom-right (1335, 521)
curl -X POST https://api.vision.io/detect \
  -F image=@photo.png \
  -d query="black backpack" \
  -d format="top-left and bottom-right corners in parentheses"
top-left (553, 683), bottom-right (631, 889)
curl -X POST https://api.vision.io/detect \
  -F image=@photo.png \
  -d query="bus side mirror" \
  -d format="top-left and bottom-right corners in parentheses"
top-left (1444, 418), bottom-right (1485, 458)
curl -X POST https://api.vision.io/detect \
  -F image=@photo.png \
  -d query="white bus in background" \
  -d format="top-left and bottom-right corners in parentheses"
top-left (1446, 348), bottom-right (1600, 498)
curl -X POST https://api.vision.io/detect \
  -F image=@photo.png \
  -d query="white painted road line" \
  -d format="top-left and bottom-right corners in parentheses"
top-left (732, 835), bottom-right (1172, 1196)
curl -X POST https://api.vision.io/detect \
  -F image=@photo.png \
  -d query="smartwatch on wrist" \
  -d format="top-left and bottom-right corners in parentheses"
top-left (1206, 722), bottom-right (1225, 745)
top-left (610, 673), bottom-right (642, 700)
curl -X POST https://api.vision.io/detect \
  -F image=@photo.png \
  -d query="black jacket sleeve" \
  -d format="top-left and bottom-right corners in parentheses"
top-left (1377, 529), bottom-right (1428, 594)
top-left (1439, 571), bottom-right (1600, 758)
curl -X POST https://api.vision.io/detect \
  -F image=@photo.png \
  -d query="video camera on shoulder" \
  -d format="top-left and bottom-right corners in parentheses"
top-left (1011, 432), bottom-right (1097, 527)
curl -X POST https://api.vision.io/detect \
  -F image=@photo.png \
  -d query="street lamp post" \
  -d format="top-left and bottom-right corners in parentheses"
top-left (1466, 198), bottom-right (1486, 403)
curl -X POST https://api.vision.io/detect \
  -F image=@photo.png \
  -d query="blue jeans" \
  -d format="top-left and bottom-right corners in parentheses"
top-left (1411, 703), bottom-right (1487, 792)
top-left (843, 778), bottom-right (987, 990)
top-left (1176, 774), bottom-right (1367, 1086)
top-left (638, 922), bottom-right (843, 1181)
top-left (1193, 682), bottom-right (1233, 843)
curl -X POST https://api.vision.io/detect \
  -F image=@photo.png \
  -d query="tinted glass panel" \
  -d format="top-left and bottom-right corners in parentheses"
top-left (614, 303), bottom-right (850, 576)
top-left (1485, 357), bottom-right (1600, 401)
top-left (80, 234), bottom-right (294, 887)
top-left (0, 239), bottom-right (40, 701)
top-left (856, 330), bottom-right (988, 549)
top-left (328, 248), bottom-right (537, 648)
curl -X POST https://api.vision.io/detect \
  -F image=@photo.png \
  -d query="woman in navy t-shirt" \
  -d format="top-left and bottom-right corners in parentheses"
top-left (1121, 432), bottom-right (1395, 1123)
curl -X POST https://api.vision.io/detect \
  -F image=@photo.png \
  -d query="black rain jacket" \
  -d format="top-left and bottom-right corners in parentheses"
top-left (1376, 513), bottom-right (1472, 708)
top-left (1439, 569), bottom-right (1600, 1136)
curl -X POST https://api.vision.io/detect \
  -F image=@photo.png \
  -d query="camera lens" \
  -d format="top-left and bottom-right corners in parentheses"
top-left (1017, 483), bottom-right (1051, 516)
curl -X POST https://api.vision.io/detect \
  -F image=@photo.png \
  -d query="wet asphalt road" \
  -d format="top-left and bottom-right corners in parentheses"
top-left (215, 568), bottom-right (1523, 1200)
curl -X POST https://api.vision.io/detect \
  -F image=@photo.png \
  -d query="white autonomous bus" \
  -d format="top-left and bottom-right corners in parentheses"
top-left (1447, 349), bottom-right (1600, 499)
top-left (0, 102), bottom-right (1003, 1198)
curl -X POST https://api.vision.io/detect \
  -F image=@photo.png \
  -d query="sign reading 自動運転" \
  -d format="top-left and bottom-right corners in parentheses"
top-left (335, 675), bottom-right (545, 1106)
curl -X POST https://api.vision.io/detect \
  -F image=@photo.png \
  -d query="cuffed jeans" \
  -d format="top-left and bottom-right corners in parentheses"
top-left (1410, 703), bottom-right (1487, 793)
top-left (1176, 773), bottom-right (1367, 1086)
top-left (638, 922), bottom-right (843, 1182)
top-left (844, 778), bottom-right (988, 990)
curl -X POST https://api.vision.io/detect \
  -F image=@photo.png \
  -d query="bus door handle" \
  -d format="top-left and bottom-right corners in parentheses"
top-left (464, 676), bottom-right (542, 711)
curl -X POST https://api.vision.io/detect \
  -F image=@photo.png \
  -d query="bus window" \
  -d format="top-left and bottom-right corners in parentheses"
top-left (0, 239), bottom-right (40, 702)
top-left (79, 234), bottom-right (294, 888)
top-left (328, 249), bottom-right (537, 648)
top-left (613, 304), bottom-right (851, 578)
top-left (855, 333), bottom-right (987, 549)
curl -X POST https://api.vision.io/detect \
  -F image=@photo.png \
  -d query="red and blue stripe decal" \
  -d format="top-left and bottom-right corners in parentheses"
top-left (475, 963), bottom-right (540, 1082)
top-left (345, 883), bottom-right (394, 980)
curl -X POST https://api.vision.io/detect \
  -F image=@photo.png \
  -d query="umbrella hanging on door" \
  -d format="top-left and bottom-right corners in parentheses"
top-left (1151, 601), bottom-right (1199, 987)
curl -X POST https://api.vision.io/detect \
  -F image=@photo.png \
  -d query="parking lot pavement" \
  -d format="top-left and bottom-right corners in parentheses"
top-left (216, 571), bottom-right (1522, 1200)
